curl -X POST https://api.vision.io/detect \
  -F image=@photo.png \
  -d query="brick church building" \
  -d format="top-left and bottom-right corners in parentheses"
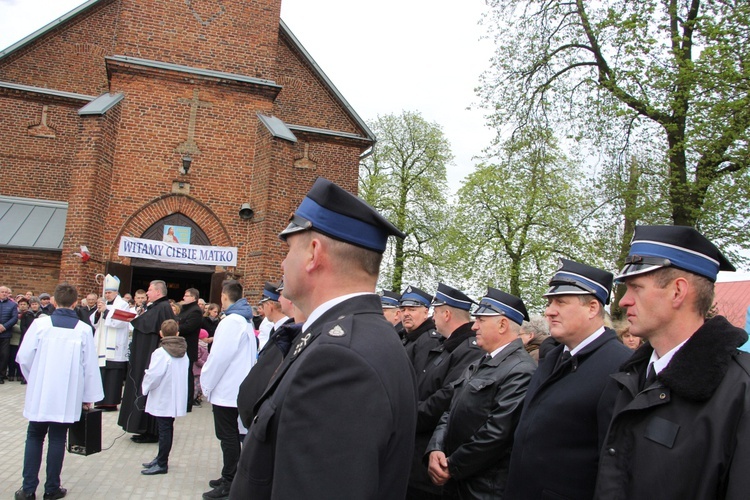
top-left (0, 0), bottom-right (374, 303)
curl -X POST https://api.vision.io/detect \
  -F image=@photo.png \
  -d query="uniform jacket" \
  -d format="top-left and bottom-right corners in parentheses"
top-left (201, 299), bottom-right (257, 408)
top-left (237, 319), bottom-right (299, 428)
top-left (17, 309), bottom-right (104, 423)
top-left (410, 323), bottom-right (484, 495)
top-left (142, 339), bottom-right (190, 418)
top-left (405, 317), bottom-right (442, 375)
top-left (506, 328), bottom-right (631, 500)
top-left (427, 339), bottom-right (535, 499)
top-left (595, 316), bottom-right (750, 500)
top-left (230, 294), bottom-right (417, 500)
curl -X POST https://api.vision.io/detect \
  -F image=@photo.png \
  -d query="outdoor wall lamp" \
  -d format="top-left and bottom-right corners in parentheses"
top-left (181, 155), bottom-right (192, 175)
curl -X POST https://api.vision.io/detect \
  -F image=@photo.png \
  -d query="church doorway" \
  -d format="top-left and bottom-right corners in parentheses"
top-left (131, 265), bottom-right (214, 303)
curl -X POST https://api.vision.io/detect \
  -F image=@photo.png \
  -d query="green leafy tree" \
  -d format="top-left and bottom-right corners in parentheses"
top-left (449, 126), bottom-right (591, 312)
top-left (480, 0), bottom-right (750, 236)
top-left (360, 111), bottom-right (453, 292)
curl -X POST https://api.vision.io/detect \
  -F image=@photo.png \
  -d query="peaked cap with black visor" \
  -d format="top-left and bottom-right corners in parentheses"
top-left (431, 283), bottom-right (476, 311)
top-left (615, 225), bottom-right (735, 283)
top-left (473, 287), bottom-right (529, 326)
top-left (279, 177), bottom-right (405, 253)
top-left (544, 258), bottom-right (613, 305)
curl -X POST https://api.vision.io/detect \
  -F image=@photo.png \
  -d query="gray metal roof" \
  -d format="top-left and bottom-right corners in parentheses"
top-left (107, 56), bottom-right (282, 89)
top-left (0, 196), bottom-right (67, 251)
top-left (287, 123), bottom-right (370, 141)
top-left (79, 92), bottom-right (124, 115)
top-left (258, 114), bottom-right (297, 142)
top-left (0, 80), bottom-right (95, 102)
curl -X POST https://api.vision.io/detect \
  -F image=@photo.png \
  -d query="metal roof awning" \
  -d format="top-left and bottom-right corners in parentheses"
top-left (0, 196), bottom-right (67, 251)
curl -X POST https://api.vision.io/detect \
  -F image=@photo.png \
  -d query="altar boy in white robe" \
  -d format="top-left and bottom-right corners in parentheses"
top-left (140, 319), bottom-right (189, 476)
top-left (93, 274), bottom-right (132, 410)
top-left (15, 283), bottom-right (104, 500)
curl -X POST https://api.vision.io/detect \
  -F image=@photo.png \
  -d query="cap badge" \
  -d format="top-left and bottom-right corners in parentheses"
top-left (405, 286), bottom-right (413, 293)
top-left (328, 325), bottom-right (346, 337)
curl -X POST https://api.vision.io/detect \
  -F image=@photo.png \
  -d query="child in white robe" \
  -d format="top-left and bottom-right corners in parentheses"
top-left (140, 319), bottom-right (189, 475)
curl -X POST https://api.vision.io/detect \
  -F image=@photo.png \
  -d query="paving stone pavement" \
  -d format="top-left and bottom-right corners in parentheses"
top-left (0, 380), bottom-right (224, 499)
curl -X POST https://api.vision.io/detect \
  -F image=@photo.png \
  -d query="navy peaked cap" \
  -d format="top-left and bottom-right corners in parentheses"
top-left (260, 281), bottom-right (280, 302)
top-left (544, 258), bottom-right (613, 305)
top-left (399, 286), bottom-right (432, 308)
top-left (279, 177), bottom-right (405, 253)
top-left (616, 225), bottom-right (734, 283)
top-left (473, 287), bottom-right (529, 325)
top-left (431, 283), bottom-right (475, 311)
top-left (379, 290), bottom-right (400, 309)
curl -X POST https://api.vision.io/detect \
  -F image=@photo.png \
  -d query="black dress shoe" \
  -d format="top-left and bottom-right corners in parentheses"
top-left (0, 378), bottom-right (5, 384)
top-left (131, 433), bottom-right (159, 443)
top-left (20, 379), bottom-right (27, 385)
top-left (208, 478), bottom-right (223, 488)
top-left (202, 480), bottom-right (231, 499)
top-left (142, 458), bottom-right (158, 468)
top-left (14, 489), bottom-right (35, 500)
top-left (141, 464), bottom-right (168, 475)
top-left (43, 487), bottom-right (66, 499)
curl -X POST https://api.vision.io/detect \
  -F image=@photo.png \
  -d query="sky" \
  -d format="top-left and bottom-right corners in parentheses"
top-left (0, 0), bottom-right (496, 190)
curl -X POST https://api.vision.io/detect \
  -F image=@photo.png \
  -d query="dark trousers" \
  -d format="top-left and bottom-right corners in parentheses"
top-left (212, 404), bottom-right (240, 482)
top-left (9, 343), bottom-right (21, 379)
top-left (406, 486), bottom-right (443, 500)
top-left (187, 369), bottom-right (194, 411)
top-left (0, 337), bottom-right (10, 378)
top-left (155, 416), bottom-right (175, 468)
top-left (22, 421), bottom-right (69, 494)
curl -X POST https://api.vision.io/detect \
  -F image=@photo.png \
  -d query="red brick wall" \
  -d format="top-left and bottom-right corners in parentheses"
top-left (0, 0), bottom-right (118, 96)
top-left (0, 0), bottom-right (370, 297)
top-left (0, 93), bottom-right (84, 201)
top-left (0, 249), bottom-right (61, 296)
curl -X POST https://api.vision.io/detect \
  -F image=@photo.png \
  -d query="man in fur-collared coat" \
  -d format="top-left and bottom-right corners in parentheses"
top-left (594, 225), bottom-right (750, 500)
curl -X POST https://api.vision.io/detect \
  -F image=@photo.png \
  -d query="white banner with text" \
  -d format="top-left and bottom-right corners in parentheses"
top-left (118, 236), bottom-right (238, 267)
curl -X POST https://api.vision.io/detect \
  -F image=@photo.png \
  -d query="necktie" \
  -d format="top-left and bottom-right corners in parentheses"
top-left (641, 362), bottom-right (657, 391)
top-left (555, 350), bottom-right (571, 371)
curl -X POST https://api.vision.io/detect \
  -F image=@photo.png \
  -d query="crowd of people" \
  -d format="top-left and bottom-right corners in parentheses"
top-left (5, 177), bottom-right (750, 500)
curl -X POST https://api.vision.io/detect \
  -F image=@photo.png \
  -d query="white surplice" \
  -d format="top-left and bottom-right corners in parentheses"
top-left (142, 347), bottom-right (189, 418)
top-left (17, 315), bottom-right (104, 423)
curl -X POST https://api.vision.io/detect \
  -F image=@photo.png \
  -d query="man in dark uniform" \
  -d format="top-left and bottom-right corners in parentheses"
top-left (236, 280), bottom-right (299, 428)
top-left (401, 285), bottom-right (442, 374)
top-left (380, 289), bottom-right (403, 333)
top-left (595, 226), bottom-right (750, 500)
top-left (506, 259), bottom-right (631, 500)
top-left (427, 288), bottom-right (536, 499)
top-left (230, 177), bottom-right (417, 499)
top-left (408, 283), bottom-right (483, 499)
top-left (117, 280), bottom-right (175, 442)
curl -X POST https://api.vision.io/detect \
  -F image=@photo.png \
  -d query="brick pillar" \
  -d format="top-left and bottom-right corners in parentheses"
top-left (60, 102), bottom-right (122, 293)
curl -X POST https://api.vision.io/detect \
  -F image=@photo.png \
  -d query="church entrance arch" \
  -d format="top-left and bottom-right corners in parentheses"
top-left (106, 195), bottom-right (232, 305)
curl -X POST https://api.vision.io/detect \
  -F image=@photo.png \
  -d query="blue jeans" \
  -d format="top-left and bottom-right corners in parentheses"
top-left (22, 421), bottom-right (69, 494)
top-left (155, 416), bottom-right (174, 468)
